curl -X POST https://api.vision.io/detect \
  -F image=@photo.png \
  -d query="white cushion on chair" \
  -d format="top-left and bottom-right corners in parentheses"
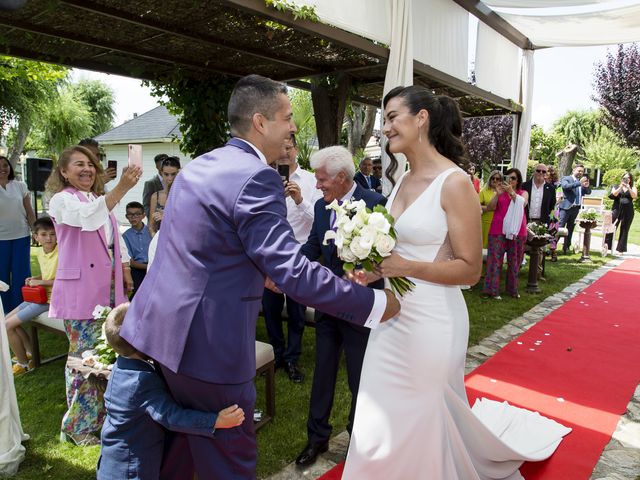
top-left (33, 313), bottom-right (65, 332)
top-left (255, 341), bottom-right (274, 369)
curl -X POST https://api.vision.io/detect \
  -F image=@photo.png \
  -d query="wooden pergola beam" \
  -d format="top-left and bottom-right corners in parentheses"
top-left (59, 0), bottom-right (319, 73)
top-left (220, 0), bottom-right (389, 61)
top-left (451, 0), bottom-right (535, 50)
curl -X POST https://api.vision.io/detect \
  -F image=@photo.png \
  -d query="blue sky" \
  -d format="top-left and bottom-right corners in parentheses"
top-left (72, 44), bottom-right (617, 133)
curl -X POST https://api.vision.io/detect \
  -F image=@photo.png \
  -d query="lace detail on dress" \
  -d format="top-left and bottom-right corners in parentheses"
top-left (433, 233), bottom-right (454, 262)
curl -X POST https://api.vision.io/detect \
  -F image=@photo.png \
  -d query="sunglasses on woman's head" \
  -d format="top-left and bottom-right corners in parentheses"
top-left (507, 176), bottom-right (517, 181)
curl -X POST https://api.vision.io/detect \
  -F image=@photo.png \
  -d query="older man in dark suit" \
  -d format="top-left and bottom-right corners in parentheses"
top-left (295, 146), bottom-right (386, 467)
top-left (354, 156), bottom-right (382, 193)
top-left (522, 164), bottom-right (556, 224)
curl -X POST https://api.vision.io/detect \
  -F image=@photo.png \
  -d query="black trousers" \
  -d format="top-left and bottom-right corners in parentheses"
top-left (605, 205), bottom-right (635, 253)
top-left (306, 313), bottom-right (369, 445)
top-left (262, 288), bottom-right (306, 364)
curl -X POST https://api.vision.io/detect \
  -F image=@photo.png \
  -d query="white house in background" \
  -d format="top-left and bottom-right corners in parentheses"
top-left (95, 106), bottom-right (191, 225)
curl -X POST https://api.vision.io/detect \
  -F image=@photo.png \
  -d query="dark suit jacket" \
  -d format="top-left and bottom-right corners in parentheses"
top-left (354, 171), bottom-right (381, 193)
top-left (97, 356), bottom-right (217, 480)
top-left (522, 180), bottom-right (556, 224)
top-left (142, 175), bottom-right (163, 219)
top-left (301, 185), bottom-right (386, 314)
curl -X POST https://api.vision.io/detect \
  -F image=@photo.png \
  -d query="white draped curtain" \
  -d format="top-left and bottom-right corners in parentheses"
top-left (514, 49), bottom-right (535, 177)
top-left (0, 281), bottom-right (28, 476)
top-left (380, 0), bottom-right (414, 196)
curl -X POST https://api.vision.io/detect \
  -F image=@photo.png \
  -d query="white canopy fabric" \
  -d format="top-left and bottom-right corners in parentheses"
top-left (484, 1), bottom-right (640, 47)
top-left (413, 0), bottom-right (469, 82)
top-left (381, 0), bottom-right (414, 196)
top-left (0, 281), bottom-right (29, 477)
top-left (475, 22), bottom-right (521, 102)
top-left (288, 0), bottom-right (391, 45)
top-left (514, 49), bottom-right (535, 176)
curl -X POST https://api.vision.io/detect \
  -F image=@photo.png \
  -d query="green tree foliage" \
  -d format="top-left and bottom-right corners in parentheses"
top-left (529, 125), bottom-right (564, 166)
top-left (146, 76), bottom-right (236, 157)
top-left (592, 43), bottom-right (640, 147)
top-left (551, 109), bottom-right (602, 149)
top-left (583, 133), bottom-right (640, 172)
top-left (289, 87), bottom-right (316, 169)
top-left (31, 88), bottom-right (93, 156)
top-left (0, 56), bottom-right (67, 132)
top-left (71, 79), bottom-right (115, 136)
top-left (601, 168), bottom-right (628, 187)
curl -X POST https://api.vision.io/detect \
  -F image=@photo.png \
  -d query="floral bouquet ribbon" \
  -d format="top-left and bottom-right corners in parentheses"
top-left (323, 199), bottom-right (415, 297)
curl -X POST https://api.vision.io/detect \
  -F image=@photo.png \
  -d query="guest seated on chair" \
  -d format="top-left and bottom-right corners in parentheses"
top-left (98, 303), bottom-right (244, 480)
top-left (5, 217), bottom-right (58, 376)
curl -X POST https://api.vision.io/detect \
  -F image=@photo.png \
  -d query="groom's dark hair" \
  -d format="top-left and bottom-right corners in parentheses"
top-left (228, 74), bottom-right (288, 136)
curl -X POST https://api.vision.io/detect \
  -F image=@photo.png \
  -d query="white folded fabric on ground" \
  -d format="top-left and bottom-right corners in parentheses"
top-left (0, 281), bottom-right (30, 476)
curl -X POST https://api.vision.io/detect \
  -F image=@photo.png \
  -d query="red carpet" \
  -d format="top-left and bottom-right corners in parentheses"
top-left (319, 259), bottom-right (640, 480)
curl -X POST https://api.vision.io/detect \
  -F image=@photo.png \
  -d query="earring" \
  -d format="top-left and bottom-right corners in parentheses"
top-left (418, 129), bottom-right (422, 144)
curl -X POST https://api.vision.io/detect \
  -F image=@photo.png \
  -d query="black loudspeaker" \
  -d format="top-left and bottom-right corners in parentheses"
top-left (26, 157), bottom-right (53, 192)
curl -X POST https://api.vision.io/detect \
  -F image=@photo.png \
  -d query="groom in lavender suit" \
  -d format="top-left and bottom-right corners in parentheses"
top-left (120, 75), bottom-right (400, 479)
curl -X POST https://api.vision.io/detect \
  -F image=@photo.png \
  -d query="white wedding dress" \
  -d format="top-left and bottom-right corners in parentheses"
top-left (343, 168), bottom-right (571, 480)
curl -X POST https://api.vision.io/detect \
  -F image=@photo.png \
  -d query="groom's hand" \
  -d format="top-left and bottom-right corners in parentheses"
top-left (380, 289), bottom-right (400, 322)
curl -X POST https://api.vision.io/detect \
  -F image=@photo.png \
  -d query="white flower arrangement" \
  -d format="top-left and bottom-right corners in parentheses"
top-left (323, 199), bottom-right (415, 297)
top-left (81, 305), bottom-right (116, 369)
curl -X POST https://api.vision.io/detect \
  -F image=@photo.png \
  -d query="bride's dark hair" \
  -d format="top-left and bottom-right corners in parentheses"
top-left (382, 86), bottom-right (469, 187)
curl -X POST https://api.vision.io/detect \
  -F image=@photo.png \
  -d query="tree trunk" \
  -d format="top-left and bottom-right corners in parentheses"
top-left (8, 116), bottom-right (32, 169)
top-left (557, 144), bottom-right (578, 177)
top-left (311, 73), bottom-right (351, 148)
top-left (346, 104), bottom-right (377, 154)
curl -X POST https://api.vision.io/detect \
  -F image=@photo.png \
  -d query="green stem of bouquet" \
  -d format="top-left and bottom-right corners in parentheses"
top-left (389, 276), bottom-right (416, 297)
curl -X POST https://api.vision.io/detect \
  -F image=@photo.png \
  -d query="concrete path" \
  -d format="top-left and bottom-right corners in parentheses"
top-left (266, 251), bottom-right (640, 480)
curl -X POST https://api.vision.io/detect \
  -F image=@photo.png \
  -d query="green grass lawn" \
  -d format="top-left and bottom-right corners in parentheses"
top-left (13, 250), bottom-right (606, 479)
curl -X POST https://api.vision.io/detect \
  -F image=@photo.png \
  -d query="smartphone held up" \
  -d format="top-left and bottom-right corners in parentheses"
top-left (277, 164), bottom-right (290, 185)
top-left (128, 144), bottom-right (143, 171)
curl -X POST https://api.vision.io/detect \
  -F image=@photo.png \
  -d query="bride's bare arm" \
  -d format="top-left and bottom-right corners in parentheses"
top-left (376, 172), bottom-right (482, 285)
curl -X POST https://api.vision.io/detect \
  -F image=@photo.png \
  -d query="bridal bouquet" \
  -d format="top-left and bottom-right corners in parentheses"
top-left (82, 305), bottom-right (116, 369)
top-left (323, 199), bottom-right (415, 297)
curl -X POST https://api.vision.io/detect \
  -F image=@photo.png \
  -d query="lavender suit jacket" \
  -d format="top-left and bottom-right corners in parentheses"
top-left (121, 139), bottom-right (375, 384)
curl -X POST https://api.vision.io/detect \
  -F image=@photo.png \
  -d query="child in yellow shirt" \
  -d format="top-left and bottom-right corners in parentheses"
top-left (5, 217), bottom-right (58, 376)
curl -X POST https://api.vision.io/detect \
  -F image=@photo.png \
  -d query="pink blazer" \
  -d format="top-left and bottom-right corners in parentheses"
top-left (49, 187), bottom-right (127, 320)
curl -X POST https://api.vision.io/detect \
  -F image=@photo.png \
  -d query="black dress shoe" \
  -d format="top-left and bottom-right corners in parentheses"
top-left (274, 358), bottom-right (285, 370)
top-left (285, 362), bottom-right (304, 383)
top-left (295, 442), bottom-right (329, 466)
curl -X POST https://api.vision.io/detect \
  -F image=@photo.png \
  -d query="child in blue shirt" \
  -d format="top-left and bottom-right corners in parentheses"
top-left (122, 202), bottom-right (152, 298)
top-left (97, 303), bottom-right (244, 480)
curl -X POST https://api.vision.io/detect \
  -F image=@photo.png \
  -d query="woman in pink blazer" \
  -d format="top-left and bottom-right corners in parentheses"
top-left (46, 145), bottom-right (141, 446)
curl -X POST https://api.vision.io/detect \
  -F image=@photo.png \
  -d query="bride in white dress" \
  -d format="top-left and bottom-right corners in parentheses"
top-left (343, 86), bottom-right (571, 480)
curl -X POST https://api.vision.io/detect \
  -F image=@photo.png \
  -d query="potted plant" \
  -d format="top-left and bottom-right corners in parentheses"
top-left (578, 208), bottom-right (599, 229)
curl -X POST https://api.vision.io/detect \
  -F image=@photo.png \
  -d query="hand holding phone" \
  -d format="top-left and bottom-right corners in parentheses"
top-left (128, 144), bottom-right (143, 171)
top-left (277, 164), bottom-right (290, 185)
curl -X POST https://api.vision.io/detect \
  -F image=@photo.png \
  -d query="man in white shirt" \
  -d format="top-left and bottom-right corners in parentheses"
top-left (522, 164), bottom-right (556, 224)
top-left (262, 135), bottom-right (322, 383)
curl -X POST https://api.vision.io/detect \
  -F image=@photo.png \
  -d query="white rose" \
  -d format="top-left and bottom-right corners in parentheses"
top-left (368, 212), bottom-right (391, 234)
top-left (374, 233), bottom-right (395, 257)
top-left (348, 199), bottom-right (367, 212)
top-left (92, 305), bottom-right (108, 320)
top-left (339, 246), bottom-right (358, 263)
top-left (350, 235), bottom-right (372, 259)
top-left (343, 218), bottom-right (361, 235)
top-left (323, 230), bottom-right (337, 245)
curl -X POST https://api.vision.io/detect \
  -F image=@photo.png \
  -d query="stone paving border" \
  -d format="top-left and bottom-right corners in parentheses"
top-left (267, 256), bottom-right (640, 480)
